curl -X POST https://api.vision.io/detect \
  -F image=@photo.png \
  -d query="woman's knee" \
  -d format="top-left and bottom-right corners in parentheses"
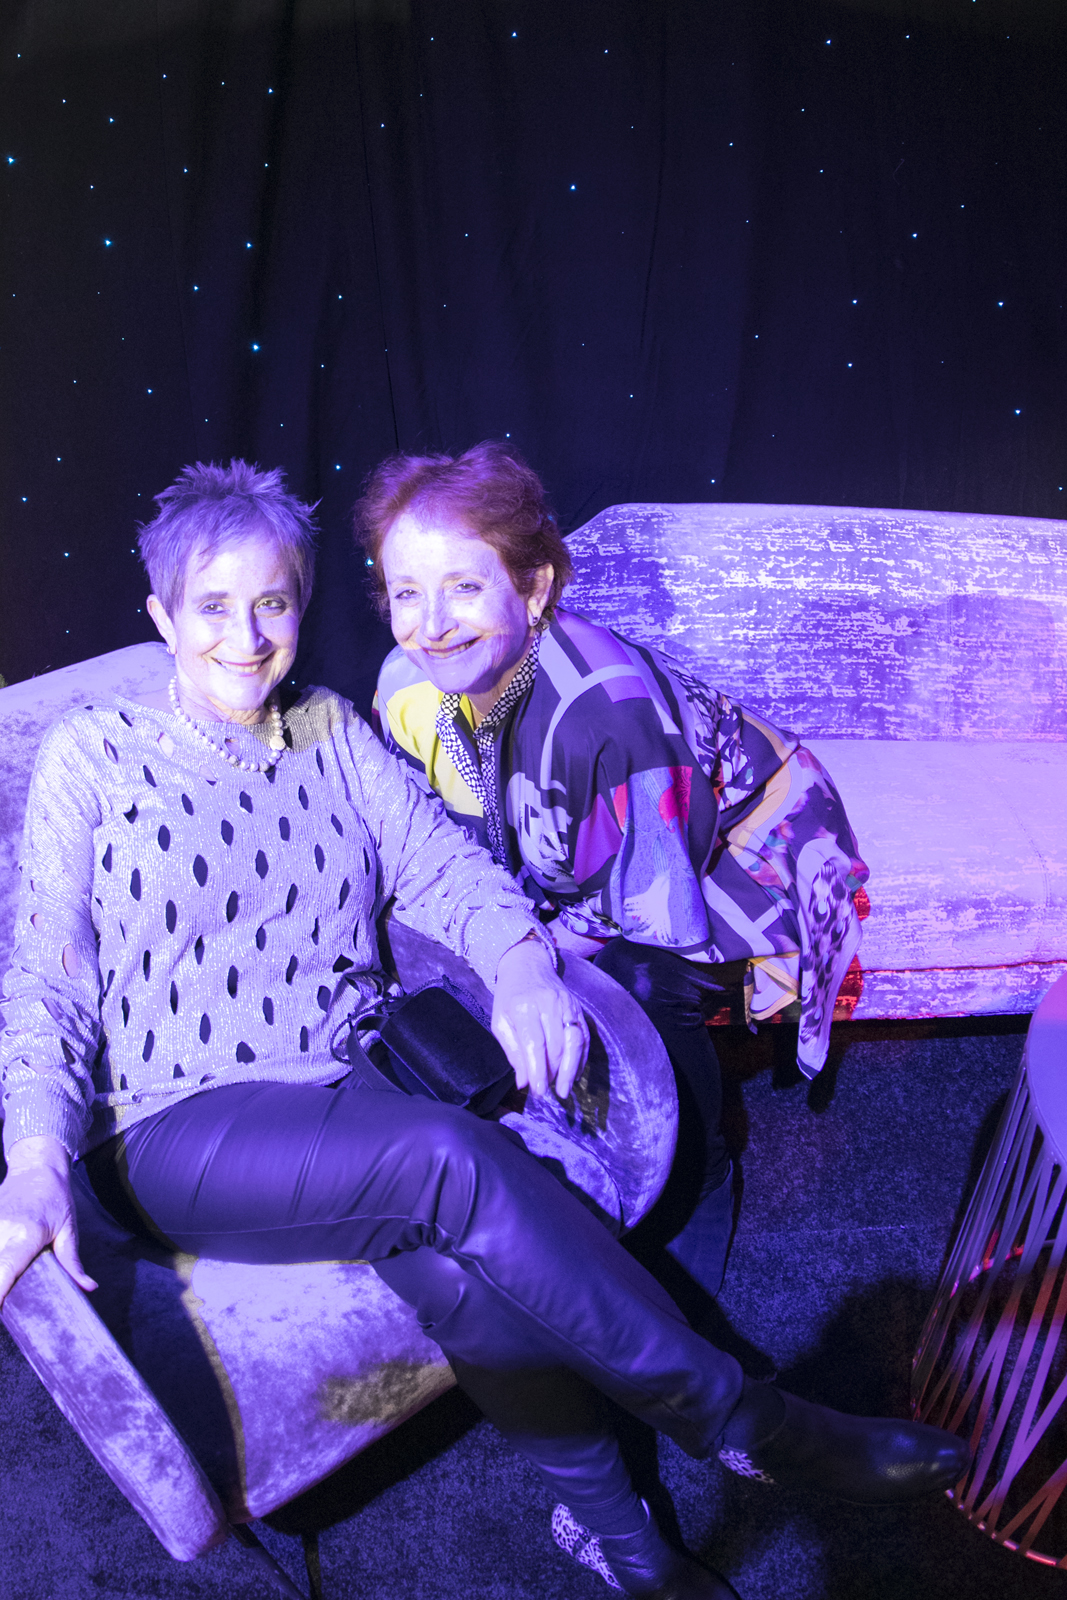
top-left (593, 937), bottom-right (648, 994)
top-left (593, 939), bottom-right (705, 1023)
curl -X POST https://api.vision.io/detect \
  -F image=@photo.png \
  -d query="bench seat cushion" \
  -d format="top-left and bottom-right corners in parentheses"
top-left (810, 739), bottom-right (1067, 1018)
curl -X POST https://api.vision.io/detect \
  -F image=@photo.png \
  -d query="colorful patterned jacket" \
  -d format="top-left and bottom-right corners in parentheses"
top-left (375, 609), bottom-right (868, 1076)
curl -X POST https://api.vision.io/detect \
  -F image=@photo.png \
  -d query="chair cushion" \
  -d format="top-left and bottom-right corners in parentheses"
top-left (811, 739), bottom-right (1067, 1018)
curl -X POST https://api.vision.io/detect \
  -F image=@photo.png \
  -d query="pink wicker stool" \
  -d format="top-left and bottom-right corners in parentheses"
top-left (912, 973), bottom-right (1067, 1566)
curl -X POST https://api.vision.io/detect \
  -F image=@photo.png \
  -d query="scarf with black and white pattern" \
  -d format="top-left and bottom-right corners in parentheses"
top-left (434, 628), bottom-right (543, 865)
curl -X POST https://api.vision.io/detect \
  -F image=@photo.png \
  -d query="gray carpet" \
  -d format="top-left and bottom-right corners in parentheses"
top-left (3, 1018), bottom-right (1061, 1600)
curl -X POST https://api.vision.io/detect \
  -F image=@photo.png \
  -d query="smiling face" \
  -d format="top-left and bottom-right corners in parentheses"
top-left (146, 529), bottom-right (300, 724)
top-left (380, 511), bottom-right (553, 712)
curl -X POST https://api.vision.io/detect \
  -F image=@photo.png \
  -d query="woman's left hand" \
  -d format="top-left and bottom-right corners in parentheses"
top-left (492, 936), bottom-right (589, 1100)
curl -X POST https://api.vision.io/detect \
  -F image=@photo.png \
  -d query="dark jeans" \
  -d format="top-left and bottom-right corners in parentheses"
top-left (84, 1082), bottom-right (743, 1504)
top-left (594, 938), bottom-right (732, 1238)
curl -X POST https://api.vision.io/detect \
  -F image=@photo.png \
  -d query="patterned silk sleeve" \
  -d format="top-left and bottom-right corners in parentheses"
top-left (512, 678), bottom-right (734, 956)
top-left (371, 685), bottom-right (434, 784)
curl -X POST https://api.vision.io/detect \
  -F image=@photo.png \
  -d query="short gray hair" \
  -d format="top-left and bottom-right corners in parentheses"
top-left (138, 460), bottom-right (318, 616)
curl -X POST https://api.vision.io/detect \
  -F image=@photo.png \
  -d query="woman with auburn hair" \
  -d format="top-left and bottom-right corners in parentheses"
top-left (359, 441), bottom-right (869, 1303)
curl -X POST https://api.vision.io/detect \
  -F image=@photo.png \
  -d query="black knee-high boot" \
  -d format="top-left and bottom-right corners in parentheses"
top-left (448, 1358), bottom-right (740, 1599)
top-left (449, 1360), bottom-right (643, 1530)
top-left (368, 1115), bottom-right (745, 1459)
top-left (372, 1123), bottom-right (968, 1517)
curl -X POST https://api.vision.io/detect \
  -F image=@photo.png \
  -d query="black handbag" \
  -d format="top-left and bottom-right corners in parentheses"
top-left (335, 981), bottom-right (516, 1117)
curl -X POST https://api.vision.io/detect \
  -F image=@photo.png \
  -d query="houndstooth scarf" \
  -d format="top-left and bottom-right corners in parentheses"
top-left (434, 628), bottom-right (543, 864)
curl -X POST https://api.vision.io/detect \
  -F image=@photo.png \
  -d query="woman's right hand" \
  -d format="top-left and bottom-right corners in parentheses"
top-left (0, 1136), bottom-right (97, 1308)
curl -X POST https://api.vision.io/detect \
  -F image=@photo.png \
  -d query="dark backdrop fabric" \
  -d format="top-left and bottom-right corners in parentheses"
top-left (1, 0), bottom-right (1065, 712)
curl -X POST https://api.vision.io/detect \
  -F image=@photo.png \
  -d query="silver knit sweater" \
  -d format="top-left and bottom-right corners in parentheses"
top-left (1, 686), bottom-right (546, 1158)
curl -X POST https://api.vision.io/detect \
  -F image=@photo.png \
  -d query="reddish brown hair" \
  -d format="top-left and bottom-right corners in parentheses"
top-left (353, 441), bottom-right (573, 618)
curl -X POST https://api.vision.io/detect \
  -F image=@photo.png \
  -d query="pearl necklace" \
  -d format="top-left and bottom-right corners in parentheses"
top-left (167, 677), bottom-right (287, 773)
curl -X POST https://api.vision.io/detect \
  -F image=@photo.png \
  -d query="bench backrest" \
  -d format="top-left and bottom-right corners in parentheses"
top-left (564, 503), bottom-right (1067, 740)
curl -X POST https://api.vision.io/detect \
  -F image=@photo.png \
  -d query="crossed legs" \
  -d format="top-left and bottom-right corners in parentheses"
top-left (82, 1080), bottom-right (968, 1597)
top-left (84, 1081), bottom-right (742, 1454)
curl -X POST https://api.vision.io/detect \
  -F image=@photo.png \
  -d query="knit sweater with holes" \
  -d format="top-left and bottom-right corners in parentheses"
top-left (1, 686), bottom-right (545, 1159)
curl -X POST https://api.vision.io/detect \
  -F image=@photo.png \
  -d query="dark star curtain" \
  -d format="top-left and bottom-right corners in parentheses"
top-left (1, 0), bottom-right (1065, 712)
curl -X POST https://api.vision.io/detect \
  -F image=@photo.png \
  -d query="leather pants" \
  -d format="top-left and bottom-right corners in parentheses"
top-left (84, 1082), bottom-right (743, 1480)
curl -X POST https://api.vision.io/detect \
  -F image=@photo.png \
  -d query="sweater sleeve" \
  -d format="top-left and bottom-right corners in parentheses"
top-left (1, 719), bottom-right (105, 1157)
top-left (340, 709), bottom-right (553, 988)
